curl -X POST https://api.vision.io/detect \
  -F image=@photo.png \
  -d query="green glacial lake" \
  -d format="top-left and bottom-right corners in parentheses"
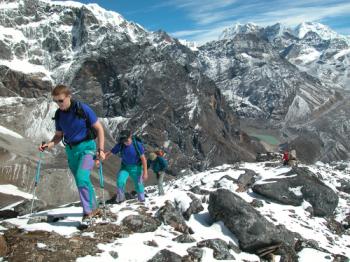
top-left (250, 134), bottom-right (280, 145)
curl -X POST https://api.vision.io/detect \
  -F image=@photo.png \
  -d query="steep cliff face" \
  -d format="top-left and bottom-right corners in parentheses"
top-left (198, 33), bottom-right (336, 123)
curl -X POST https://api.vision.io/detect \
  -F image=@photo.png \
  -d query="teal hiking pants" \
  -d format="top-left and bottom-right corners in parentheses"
top-left (65, 140), bottom-right (97, 215)
top-left (116, 163), bottom-right (144, 202)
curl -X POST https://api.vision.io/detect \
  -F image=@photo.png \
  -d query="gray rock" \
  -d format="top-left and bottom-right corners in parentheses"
top-left (208, 189), bottom-right (296, 253)
top-left (14, 199), bottom-right (47, 216)
top-left (186, 246), bottom-right (204, 261)
top-left (27, 216), bottom-right (49, 224)
top-left (147, 249), bottom-right (182, 262)
top-left (252, 167), bottom-right (339, 216)
top-left (121, 214), bottom-right (161, 233)
top-left (197, 239), bottom-right (235, 260)
top-left (256, 152), bottom-right (281, 162)
top-left (155, 201), bottom-right (193, 234)
top-left (337, 179), bottom-right (350, 194)
top-left (0, 40), bottom-right (13, 60)
top-left (189, 186), bottom-right (211, 195)
top-left (143, 240), bottom-right (159, 247)
top-left (109, 251), bottom-right (118, 259)
top-left (172, 234), bottom-right (196, 243)
top-left (237, 169), bottom-right (258, 190)
top-left (250, 199), bottom-right (264, 208)
top-left (182, 193), bottom-right (204, 220)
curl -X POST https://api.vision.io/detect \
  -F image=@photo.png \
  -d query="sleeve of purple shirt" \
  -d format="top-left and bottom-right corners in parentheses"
top-left (111, 143), bottom-right (121, 154)
top-left (55, 114), bottom-right (62, 131)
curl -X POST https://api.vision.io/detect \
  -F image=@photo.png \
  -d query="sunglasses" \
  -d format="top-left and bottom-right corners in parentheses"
top-left (53, 98), bottom-right (65, 104)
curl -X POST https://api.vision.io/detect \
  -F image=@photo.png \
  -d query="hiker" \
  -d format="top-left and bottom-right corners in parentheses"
top-left (282, 150), bottom-right (289, 166)
top-left (105, 130), bottom-right (148, 203)
top-left (147, 151), bottom-right (168, 196)
top-left (38, 84), bottom-right (105, 221)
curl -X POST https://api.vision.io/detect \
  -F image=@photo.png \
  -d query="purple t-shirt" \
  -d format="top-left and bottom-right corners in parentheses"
top-left (111, 141), bottom-right (144, 165)
top-left (55, 102), bottom-right (98, 144)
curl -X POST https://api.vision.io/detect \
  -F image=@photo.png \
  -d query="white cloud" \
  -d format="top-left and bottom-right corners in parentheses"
top-left (169, 0), bottom-right (350, 43)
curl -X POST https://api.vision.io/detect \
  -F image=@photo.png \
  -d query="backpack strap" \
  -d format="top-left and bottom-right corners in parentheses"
top-left (132, 136), bottom-right (142, 158)
top-left (73, 100), bottom-right (96, 140)
top-left (74, 101), bottom-right (90, 125)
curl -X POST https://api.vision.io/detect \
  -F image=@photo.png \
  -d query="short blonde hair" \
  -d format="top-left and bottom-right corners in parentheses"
top-left (51, 84), bottom-right (71, 96)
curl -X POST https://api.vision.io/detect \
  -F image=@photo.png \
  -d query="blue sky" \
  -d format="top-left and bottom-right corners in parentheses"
top-left (72, 0), bottom-right (350, 43)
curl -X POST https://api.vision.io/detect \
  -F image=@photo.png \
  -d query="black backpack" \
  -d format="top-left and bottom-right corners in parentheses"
top-left (52, 100), bottom-right (97, 144)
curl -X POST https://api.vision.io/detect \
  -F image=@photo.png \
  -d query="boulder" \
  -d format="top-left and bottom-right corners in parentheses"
top-left (147, 249), bottom-right (182, 262)
top-left (182, 193), bottom-right (204, 220)
top-left (121, 215), bottom-right (161, 233)
top-left (252, 167), bottom-right (338, 216)
top-left (197, 239), bottom-right (235, 260)
top-left (172, 234), bottom-right (196, 243)
top-left (208, 189), bottom-right (296, 253)
top-left (186, 246), bottom-right (204, 261)
top-left (14, 199), bottom-right (47, 216)
top-left (155, 200), bottom-right (193, 234)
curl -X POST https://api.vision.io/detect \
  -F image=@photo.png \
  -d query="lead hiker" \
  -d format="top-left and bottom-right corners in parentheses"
top-left (105, 130), bottom-right (148, 203)
top-left (147, 151), bottom-right (168, 196)
top-left (38, 84), bottom-right (105, 221)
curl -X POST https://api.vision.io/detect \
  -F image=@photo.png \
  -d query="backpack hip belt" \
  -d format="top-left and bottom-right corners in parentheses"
top-left (64, 136), bottom-right (95, 149)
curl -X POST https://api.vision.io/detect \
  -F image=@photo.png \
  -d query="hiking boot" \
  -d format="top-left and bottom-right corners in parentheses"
top-left (137, 192), bottom-right (145, 202)
top-left (82, 208), bottom-right (103, 221)
top-left (106, 194), bottom-right (118, 204)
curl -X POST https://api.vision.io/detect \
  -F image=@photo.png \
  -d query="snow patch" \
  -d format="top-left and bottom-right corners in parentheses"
top-left (0, 184), bottom-right (32, 199)
top-left (0, 125), bottom-right (23, 139)
top-left (288, 186), bottom-right (303, 196)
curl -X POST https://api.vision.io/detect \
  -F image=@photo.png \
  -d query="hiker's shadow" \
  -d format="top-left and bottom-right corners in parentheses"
top-left (49, 220), bottom-right (81, 227)
top-left (38, 212), bottom-right (82, 218)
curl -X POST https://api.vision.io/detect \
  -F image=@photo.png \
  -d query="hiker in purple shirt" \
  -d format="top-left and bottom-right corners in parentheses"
top-left (105, 130), bottom-right (148, 203)
top-left (39, 84), bottom-right (105, 221)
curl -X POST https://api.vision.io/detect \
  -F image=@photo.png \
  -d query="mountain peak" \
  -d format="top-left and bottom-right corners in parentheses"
top-left (294, 21), bottom-right (339, 40)
top-left (218, 22), bottom-right (261, 40)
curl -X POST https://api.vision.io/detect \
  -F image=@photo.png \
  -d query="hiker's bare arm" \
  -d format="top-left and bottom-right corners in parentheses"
top-left (39, 131), bottom-right (63, 151)
top-left (105, 151), bottom-right (112, 159)
top-left (92, 121), bottom-right (105, 160)
top-left (141, 155), bottom-right (148, 180)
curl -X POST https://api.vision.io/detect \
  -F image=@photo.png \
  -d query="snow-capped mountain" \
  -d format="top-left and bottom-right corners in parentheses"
top-left (198, 33), bottom-right (335, 122)
top-left (1, 160), bottom-right (349, 261)
top-left (294, 22), bottom-right (344, 40)
top-left (219, 23), bottom-right (261, 41)
top-left (0, 0), bottom-right (264, 207)
top-left (196, 21), bottom-right (350, 163)
top-left (214, 21), bottom-right (350, 89)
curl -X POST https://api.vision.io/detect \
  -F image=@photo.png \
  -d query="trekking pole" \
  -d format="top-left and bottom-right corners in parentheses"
top-left (98, 160), bottom-right (107, 220)
top-left (30, 141), bottom-right (46, 216)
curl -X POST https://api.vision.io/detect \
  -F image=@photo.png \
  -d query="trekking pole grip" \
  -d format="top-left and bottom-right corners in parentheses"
top-left (41, 141), bottom-right (47, 151)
